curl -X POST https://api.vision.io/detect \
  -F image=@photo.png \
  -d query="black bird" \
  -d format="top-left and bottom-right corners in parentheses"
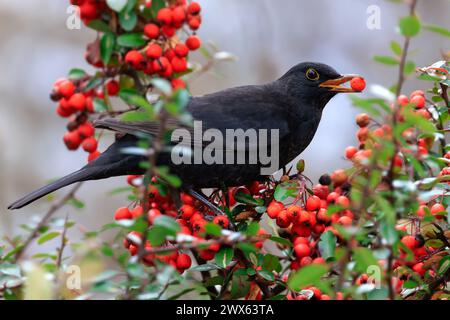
top-left (8, 62), bottom-right (361, 210)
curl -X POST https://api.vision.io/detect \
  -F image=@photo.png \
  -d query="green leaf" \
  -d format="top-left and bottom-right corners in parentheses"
top-left (37, 232), bottom-right (60, 245)
top-left (390, 41), bottom-right (402, 56)
top-left (150, 78), bottom-right (173, 96)
top-left (274, 181), bottom-right (298, 201)
top-left (234, 192), bottom-right (264, 206)
top-left (106, 0), bottom-right (128, 12)
top-left (288, 264), bottom-right (329, 291)
top-left (399, 15), bottom-right (421, 37)
top-left (117, 33), bottom-right (146, 48)
top-left (246, 221), bottom-right (260, 236)
top-left (189, 263), bottom-right (221, 272)
top-left (155, 166), bottom-right (182, 188)
top-left (100, 32), bottom-right (115, 65)
top-left (423, 24), bottom-right (450, 38)
top-left (67, 198), bottom-right (85, 209)
top-left (262, 254), bottom-right (282, 273)
top-left (269, 236), bottom-right (293, 247)
top-left (353, 248), bottom-right (378, 273)
top-left (147, 226), bottom-right (168, 246)
top-left (121, 111), bottom-right (151, 122)
top-left (150, 0), bottom-right (166, 17)
top-left (204, 223), bottom-right (222, 237)
top-left (373, 55), bottom-right (399, 65)
top-left (258, 270), bottom-right (275, 281)
top-left (215, 247), bottom-right (233, 268)
top-left (153, 216), bottom-right (180, 236)
top-left (318, 231), bottom-right (336, 261)
top-left (119, 88), bottom-right (153, 110)
top-left (380, 220), bottom-right (398, 245)
top-left (68, 68), bottom-right (87, 80)
top-left (119, 10), bottom-right (137, 32)
top-left (404, 61), bottom-right (416, 75)
top-left (87, 19), bottom-right (112, 33)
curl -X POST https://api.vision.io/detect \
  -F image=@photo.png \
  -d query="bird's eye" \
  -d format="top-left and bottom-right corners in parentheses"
top-left (306, 68), bottom-right (320, 81)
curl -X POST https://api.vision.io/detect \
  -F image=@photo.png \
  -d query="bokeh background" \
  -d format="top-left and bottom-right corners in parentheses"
top-left (1, 0), bottom-right (449, 249)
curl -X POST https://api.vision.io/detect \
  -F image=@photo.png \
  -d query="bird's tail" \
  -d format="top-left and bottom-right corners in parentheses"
top-left (8, 167), bottom-right (98, 210)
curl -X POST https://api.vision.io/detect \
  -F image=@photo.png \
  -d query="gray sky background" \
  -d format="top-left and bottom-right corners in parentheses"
top-left (0, 1), bottom-right (449, 247)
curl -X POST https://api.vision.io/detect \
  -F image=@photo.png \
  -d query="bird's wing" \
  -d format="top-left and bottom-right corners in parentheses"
top-left (95, 85), bottom-right (291, 151)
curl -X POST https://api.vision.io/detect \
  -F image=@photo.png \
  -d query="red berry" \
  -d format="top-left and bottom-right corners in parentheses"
top-left (144, 23), bottom-right (160, 39)
top-left (58, 80), bottom-right (76, 98)
top-left (180, 204), bottom-right (195, 220)
top-left (171, 56), bottom-right (187, 73)
top-left (174, 43), bottom-right (189, 58)
top-left (397, 95), bottom-right (409, 106)
top-left (147, 208), bottom-right (162, 224)
top-left (187, 2), bottom-right (201, 15)
top-left (294, 243), bottom-right (311, 258)
top-left (345, 146), bottom-right (358, 159)
top-left (186, 36), bottom-right (201, 51)
top-left (176, 253), bottom-right (192, 270)
top-left (430, 203), bottom-right (446, 219)
top-left (306, 195), bottom-right (321, 211)
top-left (146, 44), bottom-right (163, 59)
top-left (410, 94), bottom-right (425, 109)
top-left (152, 57), bottom-right (170, 72)
top-left (162, 25), bottom-right (176, 37)
top-left (213, 215), bottom-right (229, 229)
top-left (276, 210), bottom-right (291, 228)
top-left (335, 196), bottom-right (350, 208)
top-left (125, 50), bottom-right (144, 68)
top-left (172, 6), bottom-right (186, 25)
top-left (171, 78), bottom-right (186, 90)
top-left (115, 207), bottom-right (132, 220)
top-left (401, 235), bottom-right (417, 250)
top-left (68, 93), bottom-right (86, 111)
top-left (410, 90), bottom-right (425, 99)
top-left (267, 201), bottom-right (284, 219)
top-left (88, 150), bottom-right (100, 162)
top-left (81, 137), bottom-right (98, 153)
top-left (78, 123), bottom-right (95, 138)
top-left (131, 206), bottom-right (144, 218)
top-left (157, 8), bottom-right (173, 25)
top-left (350, 77), bottom-right (366, 92)
top-left (63, 131), bottom-right (81, 150)
top-left (106, 80), bottom-right (120, 96)
top-left (188, 17), bottom-right (201, 30)
top-left (356, 113), bottom-right (370, 127)
top-left (56, 104), bottom-right (72, 117)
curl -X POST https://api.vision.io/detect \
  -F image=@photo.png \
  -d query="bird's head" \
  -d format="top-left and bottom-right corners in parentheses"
top-left (279, 62), bottom-right (363, 109)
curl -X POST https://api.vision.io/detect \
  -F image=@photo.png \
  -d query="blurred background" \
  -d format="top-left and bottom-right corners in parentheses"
top-left (0, 0), bottom-right (449, 249)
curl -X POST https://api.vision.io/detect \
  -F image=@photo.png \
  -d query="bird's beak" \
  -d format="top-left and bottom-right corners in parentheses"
top-left (319, 74), bottom-right (363, 92)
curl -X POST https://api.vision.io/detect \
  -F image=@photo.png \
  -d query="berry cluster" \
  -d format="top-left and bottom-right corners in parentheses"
top-left (51, 78), bottom-right (102, 162)
top-left (124, 1), bottom-right (203, 89)
top-left (51, 1), bottom-right (203, 160)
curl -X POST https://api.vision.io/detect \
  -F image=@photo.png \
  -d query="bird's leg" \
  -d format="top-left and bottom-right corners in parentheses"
top-left (186, 188), bottom-right (226, 216)
top-left (169, 186), bottom-right (182, 209)
top-left (220, 182), bottom-right (230, 210)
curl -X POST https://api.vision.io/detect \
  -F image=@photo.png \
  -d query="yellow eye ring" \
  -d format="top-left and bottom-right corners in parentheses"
top-left (306, 68), bottom-right (320, 81)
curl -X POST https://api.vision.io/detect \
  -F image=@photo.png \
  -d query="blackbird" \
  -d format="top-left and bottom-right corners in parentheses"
top-left (8, 62), bottom-right (361, 210)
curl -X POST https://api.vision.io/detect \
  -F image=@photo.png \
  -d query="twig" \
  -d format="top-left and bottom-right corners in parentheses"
top-left (14, 182), bottom-right (83, 261)
top-left (56, 214), bottom-right (70, 269)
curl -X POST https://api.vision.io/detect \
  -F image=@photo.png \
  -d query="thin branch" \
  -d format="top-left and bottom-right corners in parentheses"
top-left (56, 214), bottom-right (70, 269)
top-left (14, 183), bottom-right (83, 261)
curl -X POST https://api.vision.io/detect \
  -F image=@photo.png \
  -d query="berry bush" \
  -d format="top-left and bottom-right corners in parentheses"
top-left (1, 0), bottom-right (450, 300)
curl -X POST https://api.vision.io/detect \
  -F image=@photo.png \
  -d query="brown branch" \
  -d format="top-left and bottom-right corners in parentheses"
top-left (56, 214), bottom-right (70, 269)
top-left (14, 182), bottom-right (83, 261)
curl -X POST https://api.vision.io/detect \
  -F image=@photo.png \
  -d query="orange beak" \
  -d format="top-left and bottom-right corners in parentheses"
top-left (319, 74), bottom-right (363, 92)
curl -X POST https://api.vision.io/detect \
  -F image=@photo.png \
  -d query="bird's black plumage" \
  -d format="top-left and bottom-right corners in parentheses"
top-left (8, 62), bottom-right (357, 210)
